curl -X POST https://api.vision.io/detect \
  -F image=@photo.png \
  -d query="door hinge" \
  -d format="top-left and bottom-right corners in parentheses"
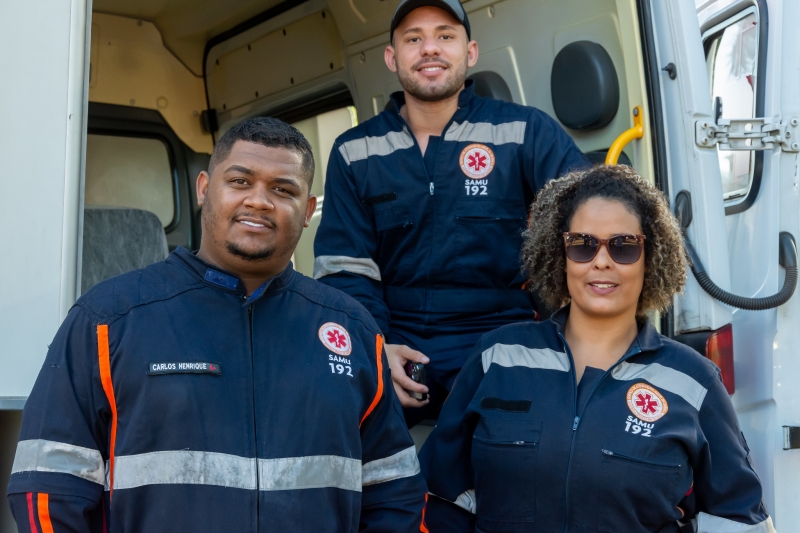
top-left (695, 117), bottom-right (800, 152)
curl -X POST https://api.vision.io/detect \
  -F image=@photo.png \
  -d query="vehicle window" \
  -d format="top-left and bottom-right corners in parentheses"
top-left (84, 134), bottom-right (175, 227)
top-left (291, 106), bottom-right (358, 197)
top-left (704, 10), bottom-right (759, 201)
top-left (291, 106), bottom-right (358, 276)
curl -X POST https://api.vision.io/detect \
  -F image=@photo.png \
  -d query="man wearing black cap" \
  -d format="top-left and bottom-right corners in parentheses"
top-left (314, 0), bottom-right (589, 426)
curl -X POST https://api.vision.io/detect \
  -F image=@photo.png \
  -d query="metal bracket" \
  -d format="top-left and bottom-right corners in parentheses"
top-left (695, 117), bottom-right (800, 152)
top-left (783, 426), bottom-right (800, 450)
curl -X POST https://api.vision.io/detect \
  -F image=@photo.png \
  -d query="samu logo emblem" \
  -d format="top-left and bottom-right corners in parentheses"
top-left (460, 143), bottom-right (495, 179)
top-left (318, 322), bottom-right (352, 356)
top-left (626, 383), bottom-right (668, 422)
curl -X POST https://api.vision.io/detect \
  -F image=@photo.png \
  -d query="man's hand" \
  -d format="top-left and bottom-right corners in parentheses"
top-left (385, 343), bottom-right (430, 408)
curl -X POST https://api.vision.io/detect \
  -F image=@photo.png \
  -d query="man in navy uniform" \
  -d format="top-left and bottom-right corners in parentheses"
top-left (314, 0), bottom-right (589, 425)
top-left (8, 118), bottom-right (426, 532)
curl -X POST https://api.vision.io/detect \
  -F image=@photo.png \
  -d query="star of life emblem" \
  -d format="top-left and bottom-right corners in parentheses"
top-left (626, 383), bottom-right (668, 422)
top-left (460, 143), bottom-right (495, 179)
top-left (318, 322), bottom-right (352, 356)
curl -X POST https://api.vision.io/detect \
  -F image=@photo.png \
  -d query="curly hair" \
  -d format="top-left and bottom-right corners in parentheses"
top-left (522, 165), bottom-right (686, 316)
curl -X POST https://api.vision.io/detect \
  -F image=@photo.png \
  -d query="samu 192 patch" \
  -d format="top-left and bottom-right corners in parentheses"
top-left (626, 383), bottom-right (668, 422)
top-left (319, 322), bottom-right (352, 356)
top-left (147, 362), bottom-right (222, 376)
top-left (460, 143), bottom-right (495, 179)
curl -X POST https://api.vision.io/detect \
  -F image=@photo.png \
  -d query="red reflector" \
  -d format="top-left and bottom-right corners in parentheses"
top-left (706, 323), bottom-right (734, 394)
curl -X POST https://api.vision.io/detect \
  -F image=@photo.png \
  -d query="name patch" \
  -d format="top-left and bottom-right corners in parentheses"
top-left (480, 397), bottom-right (532, 412)
top-left (147, 361), bottom-right (222, 376)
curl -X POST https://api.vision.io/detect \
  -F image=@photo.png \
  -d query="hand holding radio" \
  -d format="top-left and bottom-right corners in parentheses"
top-left (385, 343), bottom-right (430, 408)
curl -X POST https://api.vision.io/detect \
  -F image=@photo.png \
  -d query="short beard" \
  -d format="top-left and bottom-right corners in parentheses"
top-left (201, 193), bottom-right (283, 263)
top-left (225, 240), bottom-right (274, 261)
top-left (397, 55), bottom-right (468, 102)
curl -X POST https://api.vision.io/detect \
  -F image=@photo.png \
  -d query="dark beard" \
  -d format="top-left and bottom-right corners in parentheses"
top-left (397, 56), bottom-right (468, 102)
top-left (202, 194), bottom-right (281, 262)
top-left (225, 240), bottom-right (274, 261)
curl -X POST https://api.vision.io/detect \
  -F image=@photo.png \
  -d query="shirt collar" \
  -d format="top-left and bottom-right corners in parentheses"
top-left (169, 246), bottom-right (295, 301)
top-left (549, 305), bottom-right (664, 356)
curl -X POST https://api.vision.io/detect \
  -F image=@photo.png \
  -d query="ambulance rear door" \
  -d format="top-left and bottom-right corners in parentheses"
top-left (696, 0), bottom-right (800, 525)
top-left (645, 0), bottom-right (732, 335)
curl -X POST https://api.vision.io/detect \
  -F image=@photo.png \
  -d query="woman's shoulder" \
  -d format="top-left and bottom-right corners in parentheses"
top-left (652, 334), bottom-right (722, 387)
top-left (477, 319), bottom-right (563, 352)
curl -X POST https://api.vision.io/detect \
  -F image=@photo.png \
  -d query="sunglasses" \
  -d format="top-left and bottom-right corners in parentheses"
top-left (563, 232), bottom-right (646, 264)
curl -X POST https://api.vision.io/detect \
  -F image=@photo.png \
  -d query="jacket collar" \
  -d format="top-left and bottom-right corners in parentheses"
top-left (549, 305), bottom-right (664, 357)
top-left (169, 246), bottom-right (295, 303)
top-left (389, 78), bottom-right (476, 116)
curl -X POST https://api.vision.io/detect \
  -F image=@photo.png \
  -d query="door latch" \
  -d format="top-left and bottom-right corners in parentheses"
top-left (695, 117), bottom-right (800, 152)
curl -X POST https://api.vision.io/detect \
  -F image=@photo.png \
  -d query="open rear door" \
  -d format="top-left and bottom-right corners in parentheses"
top-left (651, 0), bottom-right (800, 523)
top-left (645, 0), bottom-right (732, 333)
top-left (696, 0), bottom-right (800, 524)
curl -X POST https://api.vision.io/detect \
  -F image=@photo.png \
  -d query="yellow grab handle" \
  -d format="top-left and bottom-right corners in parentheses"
top-left (605, 106), bottom-right (644, 165)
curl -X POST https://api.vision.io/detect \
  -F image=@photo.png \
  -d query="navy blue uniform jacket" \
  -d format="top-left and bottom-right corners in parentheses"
top-left (419, 308), bottom-right (775, 533)
top-left (7, 247), bottom-right (426, 532)
top-left (313, 82), bottom-right (589, 338)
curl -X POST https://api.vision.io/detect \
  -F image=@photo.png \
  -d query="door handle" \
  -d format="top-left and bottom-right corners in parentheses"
top-left (606, 106), bottom-right (644, 165)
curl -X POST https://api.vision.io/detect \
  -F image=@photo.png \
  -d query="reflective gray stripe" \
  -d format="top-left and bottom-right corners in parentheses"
top-left (444, 120), bottom-right (526, 145)
top-left (694, 513), bottom-right (776, 533)
top-left (12, 439), bottom-right (105, 486)
top-left (362, 446), bottom-right (419, 486)
top-left (113, 450), bottom-right (257, 490)
top-left (430, 490), bottom-right (476, 514)
top-left (611, 362), bottom-right (708, 411)
top-left (111, 451), bottom-right (363, 493)
top-left (482, 344), bottom-right (570, 373)
top-left (258, 455), bottom-right (361, 492)
top-left (338, 130), bottom-right (414, 165)
top-left (314, 255), bottom-right (381, 281)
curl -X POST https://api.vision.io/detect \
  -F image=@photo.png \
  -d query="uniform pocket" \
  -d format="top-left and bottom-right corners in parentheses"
top-left (452, 199), bottom-right (525, 283)
top-left (597, 437), bottom-right (685, 532)
top-left (471, 415), bottom-right (541, 532)
top-left (374, 204), bottom-right (412, 232)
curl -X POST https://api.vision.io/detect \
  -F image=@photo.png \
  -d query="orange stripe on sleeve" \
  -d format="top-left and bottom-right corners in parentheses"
top-left (420, 493), bottom-right (429, 533)
top-left (37, 494), bottom-right (54, 533)
top-left (97, 325), bottom-right (118, 499)
top-left (359, 334), bottom-right (385, 428)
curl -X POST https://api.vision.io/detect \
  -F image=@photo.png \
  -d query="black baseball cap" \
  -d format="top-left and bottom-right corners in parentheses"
top-left (390, 0), bottom-right (471, 41)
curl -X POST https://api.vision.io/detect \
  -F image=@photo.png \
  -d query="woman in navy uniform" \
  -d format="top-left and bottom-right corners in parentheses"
top-left (419, 165), bottom-right (776, 532)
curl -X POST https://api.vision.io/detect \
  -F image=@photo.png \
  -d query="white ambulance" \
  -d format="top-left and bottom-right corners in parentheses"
top-left (1, 0), bottom-right (798, 529)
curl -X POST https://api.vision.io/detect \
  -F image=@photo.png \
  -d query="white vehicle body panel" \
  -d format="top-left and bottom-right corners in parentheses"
top-left (0, 0), bottom-right (91, 407)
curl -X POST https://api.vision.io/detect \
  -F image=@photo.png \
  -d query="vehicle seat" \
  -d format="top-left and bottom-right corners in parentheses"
top-left (81, 206), bottom-right (169, 294)
top-left (551, 41), bottom-right (630, 165)
top-left (468, 71), bottom-right (513, 102)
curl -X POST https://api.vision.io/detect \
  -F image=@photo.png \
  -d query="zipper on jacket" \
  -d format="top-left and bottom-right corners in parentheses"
top-left (559, 332), bottom-right (579, 533)
top-left (396, 107), bottom-right (461, 289)
top-left (248, 303), bottom-right (260, 529)
top-left (601, 449), bottom-right (681, 469)
top-left (559, 337), bottom-right (643, 533)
